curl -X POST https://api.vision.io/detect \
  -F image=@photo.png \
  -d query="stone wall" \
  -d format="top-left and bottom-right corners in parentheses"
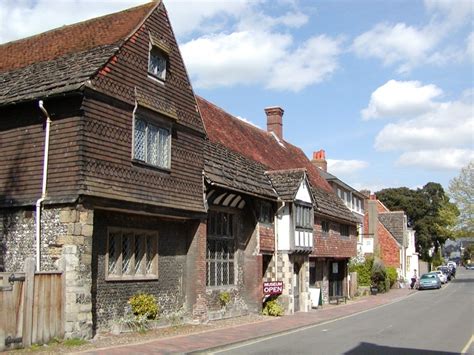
top-left (0, 205), bottom-right (94, 339)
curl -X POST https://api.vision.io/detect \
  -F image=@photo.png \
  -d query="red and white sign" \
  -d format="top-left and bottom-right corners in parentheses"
top-left (263, 281), bottom-right (283, 295)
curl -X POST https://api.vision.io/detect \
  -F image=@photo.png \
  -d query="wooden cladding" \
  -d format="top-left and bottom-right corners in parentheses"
top-left (92, 5), bottom-right (204, 134)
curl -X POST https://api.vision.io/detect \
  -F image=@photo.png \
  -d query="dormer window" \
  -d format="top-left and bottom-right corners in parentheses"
top-left (148, 46), bottom-right (167, 81)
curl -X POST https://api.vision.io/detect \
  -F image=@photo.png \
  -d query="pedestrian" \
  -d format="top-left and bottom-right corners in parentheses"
top-left (410, 269), bottom-right (418, 289)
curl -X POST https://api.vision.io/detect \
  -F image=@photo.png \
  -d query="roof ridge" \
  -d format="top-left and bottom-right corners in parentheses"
top-left (265, 168), bottom-right (307, 174)
top-left (197, 95), bottom-right (271, 136)
top-left (196, 95), bottom-right (311, 154)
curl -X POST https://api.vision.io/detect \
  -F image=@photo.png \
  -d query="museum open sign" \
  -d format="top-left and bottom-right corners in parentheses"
top-left (263, 281), bottom-right (283, 295)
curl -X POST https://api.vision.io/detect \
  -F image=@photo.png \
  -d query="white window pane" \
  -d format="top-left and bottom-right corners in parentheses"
top-left (147, 124), bottom-right (159, 165)
top-left (134, 119), bottom-right (146, 161)
top-left (122, 234), bottom-right (133, 275)
top-left (149, 47), bottom-right (167, 79)
top-left (158, 127), bottom-right (170, 168)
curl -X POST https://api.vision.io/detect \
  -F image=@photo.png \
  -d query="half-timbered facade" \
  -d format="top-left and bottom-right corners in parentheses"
top-left (197, 96), bottom-right (358, 309)
top-left (0, 1), bottom-right (207, 337)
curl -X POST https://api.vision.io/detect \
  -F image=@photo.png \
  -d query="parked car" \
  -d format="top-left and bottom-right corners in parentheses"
top-left (429, 270), bottom-right (447, 284)
top-left (447, 261), bottom-right (457, 269)
top-left (466, 264), bottom-right (474, 270)
top-left (418, 273), bottom-right (441, 290)
top-left (437, 266), bottom-right (452, 281)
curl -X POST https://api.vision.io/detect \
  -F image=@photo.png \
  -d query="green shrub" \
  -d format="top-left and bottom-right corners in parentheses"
top-left (262, 297), bottom-right (284, 316)
top-left (386, 266), bottom-right (398, 288)
top-left (219, 291), bottom-right (231, 307)
top-left (349, 257), bottom-right (373, 286)
top-left (371, 260), bottom-right (387, 293)
top-left (128, 293), bottom-right (159, 320)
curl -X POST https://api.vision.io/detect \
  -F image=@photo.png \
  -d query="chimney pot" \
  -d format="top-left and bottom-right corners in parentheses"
top-left (265, 106), bottom-right (284, 139)
top-left (311, 149), bottom-right (327, 172)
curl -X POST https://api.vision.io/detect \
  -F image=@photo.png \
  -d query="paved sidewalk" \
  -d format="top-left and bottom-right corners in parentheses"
top-left (78, 288), bottom-right (415, 355)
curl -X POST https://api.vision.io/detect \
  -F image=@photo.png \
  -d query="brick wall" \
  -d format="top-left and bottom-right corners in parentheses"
top-left (259, 224), bottom-right (275, 253)
top-left (312, 217), bottom-right (357, 258)
top-left (378, 223), bottom-right (401, 268)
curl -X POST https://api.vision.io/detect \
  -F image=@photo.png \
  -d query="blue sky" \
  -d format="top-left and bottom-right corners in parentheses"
top-left (1, 0), bottom-right (472, 192)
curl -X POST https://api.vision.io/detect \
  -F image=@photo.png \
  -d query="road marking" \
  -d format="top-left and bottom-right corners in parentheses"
top-left (461, 334), bottom-right (474, 354)
top-left (208, 293), bottom-right (418, 354)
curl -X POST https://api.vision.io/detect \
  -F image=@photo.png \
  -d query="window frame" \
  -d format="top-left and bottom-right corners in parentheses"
top-left (105, 227), bottom-right (159, 281)
top-left (258, 201), bottom-right (273, 225)
top-left (206, 210), bottom-right (236, 288)
top-left (148, 44), bottom-right (168, 82)
top-left (295, 203), bottom-right (313, 230)
top-left (132, 114), bottom-right (172, 170)
top-left (340, 224), bottom-right (350, 238)
top-left (321, 220), bottom-right (330, 237)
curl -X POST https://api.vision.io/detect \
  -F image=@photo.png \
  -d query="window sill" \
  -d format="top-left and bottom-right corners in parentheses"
top-left (147, 73), bottom-right (166, 84)
top-left (132, 159), bottom-right (171, 173)
top-left (206, 285), bottom-right (238, 291)
top-left (105, 275), bottom-right (159, 282)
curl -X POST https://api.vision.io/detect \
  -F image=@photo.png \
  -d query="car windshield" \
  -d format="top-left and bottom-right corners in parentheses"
top-left (421, 274), bottom-right (436, 279)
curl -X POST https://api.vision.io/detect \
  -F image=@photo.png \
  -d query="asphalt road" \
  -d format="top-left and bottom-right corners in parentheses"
top-left (212, 269), bottom-right (474, 355)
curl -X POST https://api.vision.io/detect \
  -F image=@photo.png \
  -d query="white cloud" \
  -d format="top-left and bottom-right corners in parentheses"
top-left (327, 159), bottom-right (369, 175)
top-left (362, 80), bottom-right (443, 120)
top-left (180, 31), bottom-right (292, 88)
top-left (352, 0), bottom-right (473, 72)
top-left (352, 23), bottom-right (438, 73)
top-left (166, 0), bottom-right (252, 38)
top-left (397, 149), bottom-right (474, 170)
top-left (266, 35), bottom-right (343, 91)
top-left (181, 31), bottom-right (342, 91)
top-left (374, 93), bottom-right (473, 151)
top-left (365, 80), bottom-right (474, 171)
top-left (466, 32), bottom-right (474, 60)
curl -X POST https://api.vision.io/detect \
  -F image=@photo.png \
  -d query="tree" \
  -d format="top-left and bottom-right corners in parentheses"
top-left (448, 161), bottom-right (474, 237)
top-left (376, 183), bottom-right (459, 260)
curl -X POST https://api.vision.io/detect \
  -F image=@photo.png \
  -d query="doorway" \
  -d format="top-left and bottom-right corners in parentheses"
top-left (293, 263), bottom-right (301, 311)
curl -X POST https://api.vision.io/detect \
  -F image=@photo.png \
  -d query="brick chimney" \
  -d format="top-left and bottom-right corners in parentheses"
top-left (265, 107), bottom-right (284, 140)
top-left (311, 149), bottom-right (327, 172)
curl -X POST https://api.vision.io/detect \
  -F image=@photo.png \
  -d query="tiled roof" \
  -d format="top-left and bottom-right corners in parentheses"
top-left (0, 1), bottom-right (157, 105)
top-left (197, 96), bottom-right (357, 223)
top-left (265, 169), bottom-right (306, 202)
top-left (204, 140), bottom-right (277, 200)
top-left (379, 212), bottom-right (405, 245)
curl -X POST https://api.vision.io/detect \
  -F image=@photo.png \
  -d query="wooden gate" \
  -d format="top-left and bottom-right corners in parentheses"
top-left (0, 258), bottom-right (64, 350)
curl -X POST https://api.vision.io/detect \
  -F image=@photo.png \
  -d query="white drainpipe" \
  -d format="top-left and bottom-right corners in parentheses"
top-left (274, 201), bottom-right (286, 280)
top-left (36, 100), bottom-right (52, 271)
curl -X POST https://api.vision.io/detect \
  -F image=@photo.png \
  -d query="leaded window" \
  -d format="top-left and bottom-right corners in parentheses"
top-left (258, 201), bottom-right (273, 224)
top-left (295, 204), bottom-right (313, 230)
top-left (340, 224), bottom-right (350, 238)
top-left (106, 228), bottom-right (158, 280)
top-left (133, 117), bottom-right (171, 169)
top-left (206, 211), bottom-right (235, 287)
top-left (321, 220), bottom-right (330, 237)
top-left (148, 46), bottom-right (167, 80)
